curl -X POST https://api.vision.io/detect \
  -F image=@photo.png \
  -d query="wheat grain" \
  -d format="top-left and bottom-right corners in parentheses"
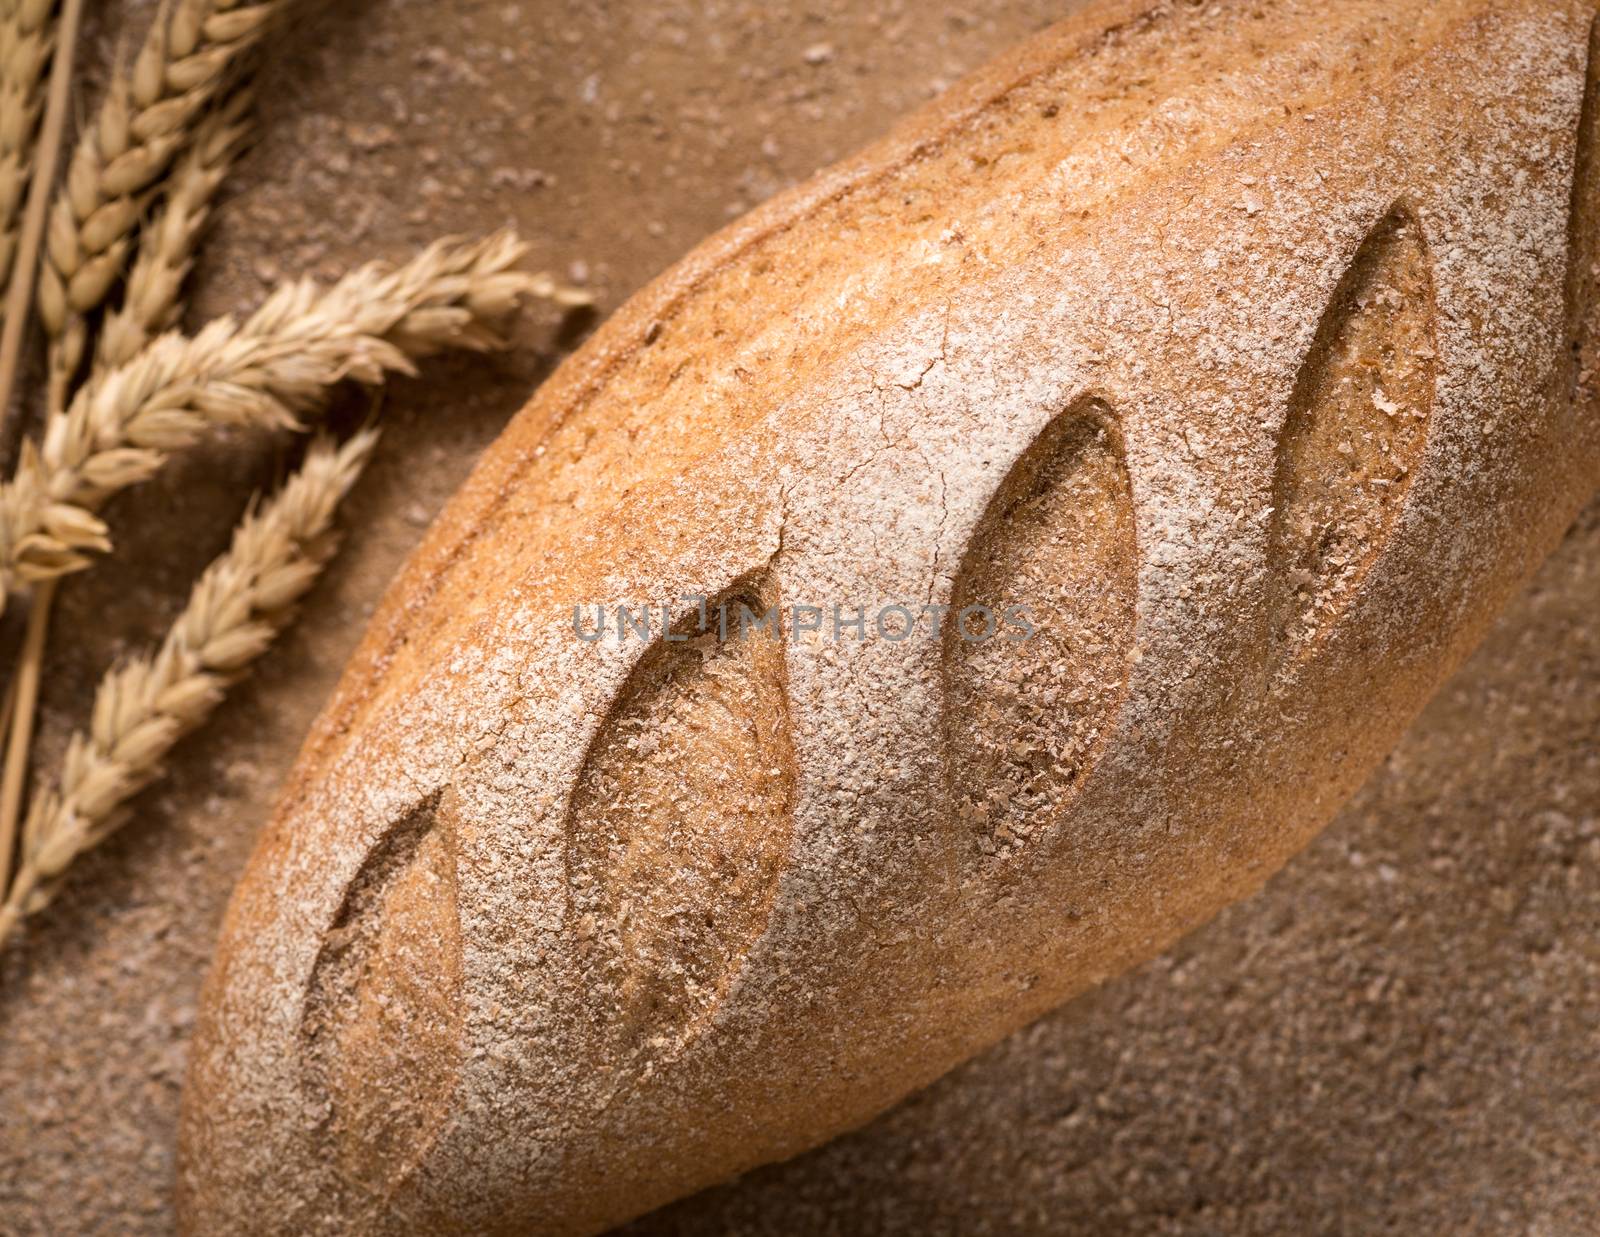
top-left (95, 90), bottom-right (252, 369)
top-left (0, 231), bottom-right (552, 611)
top-left (0, 0), bottom-right (56, 293)
top-left (0, 428), bottom-right (377, 946)
top-left (37, 0), bottom-right (280, 407)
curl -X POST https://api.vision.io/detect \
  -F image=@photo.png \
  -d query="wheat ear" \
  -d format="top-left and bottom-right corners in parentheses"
top-left (95, 90), bottom-right (252, 369)
top-left (37, 0), bottom-right (280, 408)
top-left (0, 92), bottom-right (254, 889)
top-left (0, 231), bottom-right (543, 611)
top-left (0, 0), bottom-right (82, 902)
top-left (0, 428), bottom-right (377, 946)
top-left (0, 0), bottom-right (56, 292)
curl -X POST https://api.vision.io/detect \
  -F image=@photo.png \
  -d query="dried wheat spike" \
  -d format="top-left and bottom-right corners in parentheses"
top-left (0, 428), bottom-right (378, 946)
top-left (0, 231), bottom-right (545, 611)
top-left (0, 0), bottom-right (57, 292)
top-left (95, 90), bottom-right (252, 369)
top-left (37, 0), bottom-right (279, 406)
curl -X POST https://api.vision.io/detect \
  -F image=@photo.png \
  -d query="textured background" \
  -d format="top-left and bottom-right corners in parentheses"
top-left (1, 1), bottom-right (1596, 1232)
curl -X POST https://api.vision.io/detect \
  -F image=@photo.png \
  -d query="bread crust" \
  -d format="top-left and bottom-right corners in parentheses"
top-left (179, 1), bottom-right (1600, 1232)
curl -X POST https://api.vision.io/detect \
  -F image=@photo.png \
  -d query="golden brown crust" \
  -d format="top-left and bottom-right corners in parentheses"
top-left (180, 2), bottom-right (1600, 1233)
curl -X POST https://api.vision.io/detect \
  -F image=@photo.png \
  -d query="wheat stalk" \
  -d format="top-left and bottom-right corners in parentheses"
top-left (37, 0), bottom-right (280, 408)
top-left (0, 0), bottom-right (80, 461)
top-left (0, 0), bottom-right (56, 293)
top-left (0, 231), bottom-right (549, 611)
top-left (0, 428), bottom-right (377, 946)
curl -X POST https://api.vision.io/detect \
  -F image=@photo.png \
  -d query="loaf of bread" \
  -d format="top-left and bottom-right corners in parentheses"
top-left (178, 1), bottom-right (1600, 1231)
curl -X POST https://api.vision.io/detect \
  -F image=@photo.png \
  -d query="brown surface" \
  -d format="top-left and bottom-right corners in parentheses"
top-left (0, 1), bottom-right (1596, 1232)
